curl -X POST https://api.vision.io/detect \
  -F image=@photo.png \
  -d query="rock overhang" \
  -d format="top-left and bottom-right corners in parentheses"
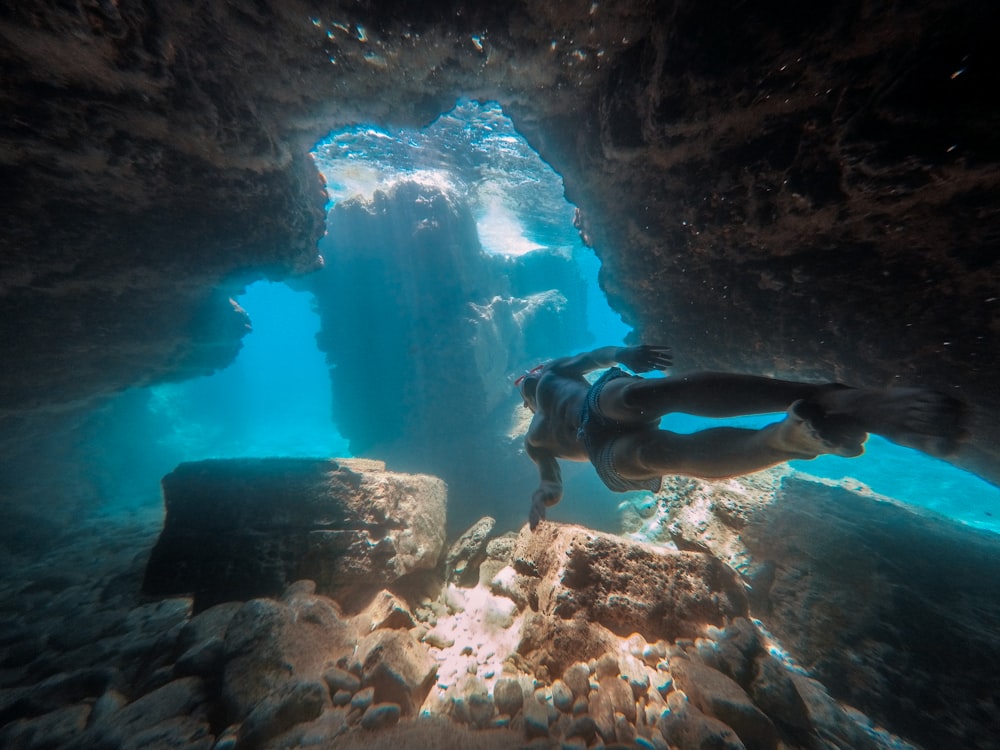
top-left (1, 0), bottom-right (998, 488)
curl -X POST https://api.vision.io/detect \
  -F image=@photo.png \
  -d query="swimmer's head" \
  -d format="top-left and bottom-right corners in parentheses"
top-left (515, 364), bottom-right (544, 411)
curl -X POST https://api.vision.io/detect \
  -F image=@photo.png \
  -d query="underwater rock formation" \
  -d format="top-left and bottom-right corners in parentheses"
top-left (2, 512), bottom-right (908, 750)
top-left (642, 469), bottom-right (1000, 750)
top-left (510, 524), bottom-right (748, 651)
top-left (143, 458), bottom-right (446, 609)
top-left (2, 1), bottom-right (999, 745)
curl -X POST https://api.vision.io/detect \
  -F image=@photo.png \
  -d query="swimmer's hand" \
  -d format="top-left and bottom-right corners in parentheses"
top-left (617, 345), bottom-right (672, 373)
top-left (529, 481), bottom-right (563, 530)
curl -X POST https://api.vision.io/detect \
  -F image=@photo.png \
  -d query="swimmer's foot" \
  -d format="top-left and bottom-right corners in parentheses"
top-left (769, 400), bottom-right (868, 459)
top-left (811, 386), bottom-right (969, 457)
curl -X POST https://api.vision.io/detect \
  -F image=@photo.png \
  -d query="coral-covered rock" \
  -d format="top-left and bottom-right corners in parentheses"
top-left (143, 458), bottom-right (446, 608)
top-left (516, 612), bottom-right (620, 679)
top-left (513, 523), bottom-right (749, 643)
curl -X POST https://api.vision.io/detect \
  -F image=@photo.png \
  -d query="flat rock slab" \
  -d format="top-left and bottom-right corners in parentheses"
top-left (143, 458), bottom-right (446, 609)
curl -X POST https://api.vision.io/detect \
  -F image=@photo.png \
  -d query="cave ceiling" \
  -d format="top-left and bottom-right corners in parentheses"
top-left (1, 0), bottom-right (998, 483)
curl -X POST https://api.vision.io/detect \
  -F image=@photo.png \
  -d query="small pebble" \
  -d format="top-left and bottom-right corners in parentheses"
top-left (652, 674), bottom-right (673, 695)
top-left (422, 630), bottom-right (455, 648)
top-left (563, 662), bottom-right (591, 697)
top-left (642, 643), bottom-right (666, 666)
top-left (351, 686), bottom-right (375, 712)
top-left (522, 694), bottom-right (550, 738)
top-left (360, 702), bottom-right (401, 730)
top-left (615, 711), bottom-right (637, 743)
top-left (595, 653), bottom-right (619, 680)
top-left (324, 666), bottom-right (361, 694)
top-left (467, 691), bottom-right (495, 727)
top-left (566, 714), bottom-right (598, 742)
top-left (626, 632), bottom-right (647, 659)
top-left (494, 678), bottom-right (524, 716)
top-left (551, 679), bottom-right (574, 712)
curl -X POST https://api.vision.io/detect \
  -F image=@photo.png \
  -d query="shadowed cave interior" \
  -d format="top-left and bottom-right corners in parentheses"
top-left (2, 2), bottom-right (1000, 749)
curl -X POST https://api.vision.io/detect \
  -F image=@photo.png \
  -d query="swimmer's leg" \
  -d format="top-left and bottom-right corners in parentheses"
top-left (612, 405), bottom-right (868, 482)
top-left (808, 386), bottom-right (968, 457)
top-left (599, 372), bottom-right (967, 458)
top-left (597, 372), bottom-right (845, 424)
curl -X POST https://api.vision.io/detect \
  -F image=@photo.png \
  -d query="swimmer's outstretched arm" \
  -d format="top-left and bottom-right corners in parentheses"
top-left (548, 344), bottom-right (672, 378)
top-left (526, 441), bottom-right (562, 530)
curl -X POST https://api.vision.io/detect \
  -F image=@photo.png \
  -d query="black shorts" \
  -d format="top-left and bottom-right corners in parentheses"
top-left (577, 367), bottom-right (663, 494)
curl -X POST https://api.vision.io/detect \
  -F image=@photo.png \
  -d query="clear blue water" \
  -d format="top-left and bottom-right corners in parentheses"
top-left (95, 98), bottom-right (997, 535)
top-left (147, 283), bottom-right (349, 461)
top-left (663, 412), bottom-right (1000, 532)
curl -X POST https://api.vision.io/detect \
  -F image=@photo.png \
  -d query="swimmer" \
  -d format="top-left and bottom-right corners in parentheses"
top-left (517, 345), bottom-right (968, 529)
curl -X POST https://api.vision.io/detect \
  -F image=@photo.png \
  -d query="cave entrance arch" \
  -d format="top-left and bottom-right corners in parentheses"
top-left (307, 98), bottom-right (633, 532)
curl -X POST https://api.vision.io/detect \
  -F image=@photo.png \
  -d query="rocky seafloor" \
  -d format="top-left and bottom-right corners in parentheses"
top-left (1, 459), bottom-right (997, 750)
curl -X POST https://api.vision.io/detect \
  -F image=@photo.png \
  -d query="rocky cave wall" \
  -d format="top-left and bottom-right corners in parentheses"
top-left (2, 0), bottom-right (999, 525)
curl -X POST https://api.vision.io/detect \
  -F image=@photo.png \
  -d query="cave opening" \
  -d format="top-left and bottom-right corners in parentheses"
top-left (74, 99), bottom-right (634, 533)
top-left (310, 97), bottom-right (631, 343)
top-left (303, 98), bottom-right (633, 531)
top-left (56, 100), bottom-right (999, 536)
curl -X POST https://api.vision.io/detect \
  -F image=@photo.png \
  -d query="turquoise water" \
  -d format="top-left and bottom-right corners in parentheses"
top-left (88, 98), bottom-right (997, 535)
top-left (147, 282), bottom-right (349, 461)
top-left (662, 411), bottom-right (1000, 532)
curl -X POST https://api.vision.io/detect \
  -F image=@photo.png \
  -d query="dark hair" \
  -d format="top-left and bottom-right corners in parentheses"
top-left (520, 375), bottom-right (539, 404)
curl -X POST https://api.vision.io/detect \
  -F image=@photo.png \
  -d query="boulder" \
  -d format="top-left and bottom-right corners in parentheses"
top-left (658, 691), bottom-right (747, 750)
top-left (741, 477), bottom-right (1000, 748)
top-left (512, 523), bottom-right (749, 643)
top-left (143, 458), bottom-right (447, 608)
top-left (70, 677), bottom-right (210, 750)
top-left (357, 629), bottom-right (438, 716)
top-left (361, 589), bottom-right (417, 631)
top-left (221, 596), bottom-right (350, 722)
top-left (0, 703), bottom-right (90, 750)
top-left (749, 653), bottom-right (812, 737)
top-left (236, 680), bottom-right (328, 750)
top-left (669, 654), bottom-right (778, 750)
top-left (445, 516), bottom-right (496, 586)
